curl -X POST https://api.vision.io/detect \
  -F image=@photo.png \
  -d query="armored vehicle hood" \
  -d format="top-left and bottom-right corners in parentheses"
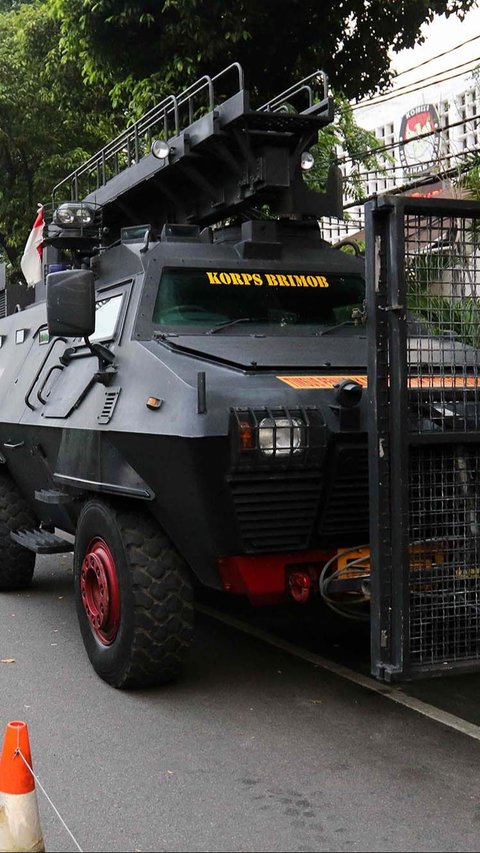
top-left (156, 331), bottom-right (368, 370)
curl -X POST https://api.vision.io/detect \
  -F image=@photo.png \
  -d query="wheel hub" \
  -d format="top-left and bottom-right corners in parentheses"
top-left (80, 538), bottom-right (120, 645)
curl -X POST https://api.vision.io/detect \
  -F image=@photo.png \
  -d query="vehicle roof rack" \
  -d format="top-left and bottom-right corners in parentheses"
top-left (52, 63), bottom-right (342, 238)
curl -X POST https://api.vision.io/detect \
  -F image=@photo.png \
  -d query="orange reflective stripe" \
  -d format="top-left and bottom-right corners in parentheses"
top-left (0, 721), bottom-right (35, 795)
top-left (276, 375), bottom-right (479, 389)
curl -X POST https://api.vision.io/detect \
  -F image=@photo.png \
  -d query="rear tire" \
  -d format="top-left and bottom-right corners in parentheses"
top-left (73, 498), bottom-right (194, 688)
top-left (0, 469), bottom-right (36, 591)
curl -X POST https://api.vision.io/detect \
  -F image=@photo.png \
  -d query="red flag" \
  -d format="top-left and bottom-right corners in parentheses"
top-left (20, 207), bottom-right (44, 287)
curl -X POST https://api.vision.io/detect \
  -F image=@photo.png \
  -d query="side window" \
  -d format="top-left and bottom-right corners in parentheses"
top-left (90, 293), bottom-right (124, 343)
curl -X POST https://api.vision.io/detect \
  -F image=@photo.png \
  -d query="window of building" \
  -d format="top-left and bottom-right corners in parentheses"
top-left (437, 99), bottom-right (451, 168)
top-left (456, 88), bottom-right (480, 153)
top-left (366, 123), bottom-right (397, 195)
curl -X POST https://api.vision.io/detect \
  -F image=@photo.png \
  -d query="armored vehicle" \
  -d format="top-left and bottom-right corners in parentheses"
top-left (0, 65), bottom-right (372, 688)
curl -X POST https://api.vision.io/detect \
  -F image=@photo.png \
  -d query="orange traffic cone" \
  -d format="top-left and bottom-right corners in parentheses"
top-left (0, 721), bottom-right (45, 852)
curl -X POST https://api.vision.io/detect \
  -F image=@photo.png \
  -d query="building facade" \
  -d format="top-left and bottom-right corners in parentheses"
top-left (321, 62), bottom-right (480, 243)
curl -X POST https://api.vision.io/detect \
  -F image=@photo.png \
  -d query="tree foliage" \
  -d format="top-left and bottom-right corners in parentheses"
top-left (0, 0), bottom-right (475, 275)
top-left (50, 0), bottom-right (476, 115)
top-left (0, 1), bottom-right (119, 267)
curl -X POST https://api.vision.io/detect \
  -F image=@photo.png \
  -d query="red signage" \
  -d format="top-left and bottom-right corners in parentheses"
top-left (399, 104), bottom-right (441, 175)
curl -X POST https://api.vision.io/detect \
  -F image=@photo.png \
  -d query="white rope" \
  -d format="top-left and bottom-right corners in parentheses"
top-left (15, 748), bottom-right (84, 853)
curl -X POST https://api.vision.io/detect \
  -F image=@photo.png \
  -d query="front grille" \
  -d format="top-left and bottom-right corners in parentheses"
top-left (229, 471), bottom-right (322, 552)
top-left (318, 444), bottom-right (369, 542)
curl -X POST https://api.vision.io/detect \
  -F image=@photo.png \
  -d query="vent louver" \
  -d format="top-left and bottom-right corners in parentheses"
top-left (97, 388), bottom-right (121, 424)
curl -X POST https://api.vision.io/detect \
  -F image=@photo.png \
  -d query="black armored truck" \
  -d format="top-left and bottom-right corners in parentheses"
top-left (0, 65), bottom-right (373, 687)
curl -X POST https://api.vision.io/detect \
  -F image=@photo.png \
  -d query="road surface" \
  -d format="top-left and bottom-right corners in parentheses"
top-left (1, 553), bottom-right (480, 852)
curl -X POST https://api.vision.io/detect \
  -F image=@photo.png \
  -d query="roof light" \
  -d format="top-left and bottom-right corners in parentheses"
top-left (301, 151), bottom-right (315, 171)
top-left (151, 139), bottom-right (170, 160)
top-left (76, 206), bottom-right (95, 225)
top-left (55, 205), bottom-right (75, 226)
top-left (53, 203), bottom-right (95, 228)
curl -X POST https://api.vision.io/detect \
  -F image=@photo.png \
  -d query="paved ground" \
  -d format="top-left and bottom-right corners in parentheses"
top-left (1, 554), bottom-right (480, 852)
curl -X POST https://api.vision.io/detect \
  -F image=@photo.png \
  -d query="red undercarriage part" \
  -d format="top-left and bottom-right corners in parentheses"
top-left (217, 550), bottom-right (336, 606)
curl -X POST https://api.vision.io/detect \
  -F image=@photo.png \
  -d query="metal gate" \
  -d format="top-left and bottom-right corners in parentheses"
top-left (367, 194), bottom-right (480, 680)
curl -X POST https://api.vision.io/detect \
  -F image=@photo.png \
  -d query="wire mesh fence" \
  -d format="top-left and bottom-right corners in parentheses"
top-left (367, 195), bottom-right (480, 679)
top-left (409, 445), bottom-right (480, 665)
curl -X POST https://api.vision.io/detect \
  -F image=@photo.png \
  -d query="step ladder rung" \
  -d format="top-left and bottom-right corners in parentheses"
top-left (11, 528), bottom-right (74, 554)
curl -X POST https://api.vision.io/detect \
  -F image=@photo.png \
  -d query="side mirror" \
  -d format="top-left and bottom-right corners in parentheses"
top-left (46, 269), bottom-right (96, 338)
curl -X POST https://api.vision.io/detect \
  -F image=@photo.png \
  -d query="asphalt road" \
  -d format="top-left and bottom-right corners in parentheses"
top-left (2, 554), bottom-right (480, 853)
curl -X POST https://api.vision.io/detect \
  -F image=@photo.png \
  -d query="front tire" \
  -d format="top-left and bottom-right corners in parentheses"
top-left (0, 469), bottom-right (36, 591)
top-left (74, 498), bottom-right (194, 688)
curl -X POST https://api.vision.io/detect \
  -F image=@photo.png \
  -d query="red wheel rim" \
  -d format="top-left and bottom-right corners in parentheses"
top-left (80, 537), bottom-right (121, 645)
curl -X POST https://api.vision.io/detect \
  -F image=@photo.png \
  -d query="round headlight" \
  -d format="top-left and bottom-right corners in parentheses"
top-left (75, 206), bottom-right (94, 225)
top-left (258, 416), bottom-right (303, 457)
top-left (301, 151), bottom-right (315, 171)
top-left (151, 139), bottom-right (170, 160)
top-left (55, 204), bottom-right (76, 225)
top-left (54, 203), bottom-right (96, 228)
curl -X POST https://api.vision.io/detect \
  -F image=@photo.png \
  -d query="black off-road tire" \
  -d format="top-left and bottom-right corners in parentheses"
top-left (0, 469), bottom-right (36, 591)
top-left (73, 498), bottom-right (194, 688)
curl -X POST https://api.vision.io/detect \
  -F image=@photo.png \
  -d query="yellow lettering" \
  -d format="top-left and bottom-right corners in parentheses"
top-left (294, 275), bottom-right (308, 287)
top-left (209, 270), bottom-right (332, 288)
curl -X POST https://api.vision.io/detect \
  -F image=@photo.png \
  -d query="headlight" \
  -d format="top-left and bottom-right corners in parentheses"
top-left (301, 151), bottom-right (315, 171)
top-left (231, 407), bottom-right (325, 471)
top-left (53, 203), bottom-right (95, 228)
top-left (258, 416), bottom-right (303, 457)
top-left (75, 206), bottom-right (95, 225)
top-left (55, 204), bottom-right (76, 226)
top-left (151, 139), bottom-right (170, 160)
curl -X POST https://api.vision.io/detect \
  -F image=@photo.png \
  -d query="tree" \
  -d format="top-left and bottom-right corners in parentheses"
top-left (0, 1), bottom-right (120, 269)
top-left (3, 0), bottom-right (473, 276)
top-left (51, 0), bottom-right (476, 116)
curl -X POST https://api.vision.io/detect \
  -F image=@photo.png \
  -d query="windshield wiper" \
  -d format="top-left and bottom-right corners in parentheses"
top-left (206, 317), bottom-right (264, 335)
top-left (318, 306), bottom-right (367, 336)
top-left (317, 320), bottom-right (355, 336)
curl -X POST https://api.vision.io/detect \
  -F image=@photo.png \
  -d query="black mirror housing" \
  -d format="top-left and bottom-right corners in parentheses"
top-left (46, 269), bottom-right (96, 338)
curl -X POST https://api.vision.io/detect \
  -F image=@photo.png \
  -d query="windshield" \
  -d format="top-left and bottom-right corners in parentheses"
top-left (152, 268), bottom-right (365, 332)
